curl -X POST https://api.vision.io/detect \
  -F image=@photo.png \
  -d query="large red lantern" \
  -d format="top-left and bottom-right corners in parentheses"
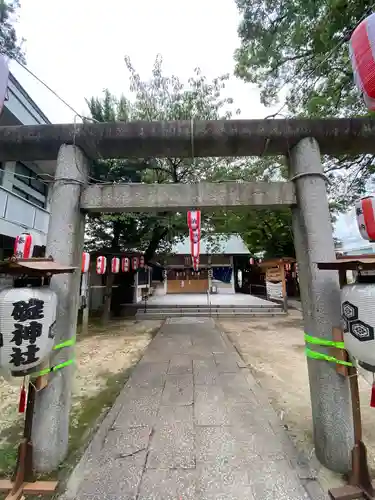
top-left (111, 257), bottom-right (120, 274)
top-left (356, 196), bottom-right (375, 241)
top-left (187, 210), bottom-right (201, 230)
top-left (349, 13), bottom-right (375, 110)
top-left (132, 257), bottom-right (139, 270)
top-left (81, 252), bottom-right (90, 273)
top-left (96, 256), bottom-right (107, 275)
top-left (14, 233), bottom-right (34, 259)
top-left (121, 257), bottom-right (130, 272)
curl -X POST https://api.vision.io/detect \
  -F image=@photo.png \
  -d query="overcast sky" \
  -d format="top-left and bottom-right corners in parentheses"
top-left (9, 0), bottom-right (367, 251)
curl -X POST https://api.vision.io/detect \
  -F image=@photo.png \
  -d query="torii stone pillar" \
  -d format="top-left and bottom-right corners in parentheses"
top-left (32, 145), bottom-right (88, 472)
top-left (289, 137), bottom-right (353, 473)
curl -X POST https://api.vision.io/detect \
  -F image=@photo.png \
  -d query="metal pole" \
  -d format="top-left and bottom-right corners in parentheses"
top-left (32, 145), bottom-right (89, 472)
top-left (289, 137), bottom-right (353, 473)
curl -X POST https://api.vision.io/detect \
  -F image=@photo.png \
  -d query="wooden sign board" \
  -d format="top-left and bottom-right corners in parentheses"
top-left (265, 265), bottom-right (286, 300)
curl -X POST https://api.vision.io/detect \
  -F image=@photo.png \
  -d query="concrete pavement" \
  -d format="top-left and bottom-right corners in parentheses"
top-left (61, 318), bottom-right (322, 500)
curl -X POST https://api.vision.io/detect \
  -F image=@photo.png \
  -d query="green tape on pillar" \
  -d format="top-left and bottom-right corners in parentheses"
top-left (305, 348), bottom-right (353, 367)
top-left (32, 336), bottom-right (76, 378)
top-left (33, 358), bottom-right (75, 378)
top-left (304, 333), bottom-right (345, 349)
top-left (53, 338), bottom-right (76, 350)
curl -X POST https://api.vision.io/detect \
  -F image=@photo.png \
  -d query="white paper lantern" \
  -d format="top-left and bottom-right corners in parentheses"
top-left (14, 233), bottom-right (34, 259)
top-left (111, 257), bottom-right (120, 274)
top-left (0, 287), bottom-right (57, 375)
top-left (139, 256), bottom-right (145, 268)
top-left (341, 283), bottom-right (375, 369)
top-left (96, 256), bottom-right (107, 275)
top-left (81, 252), bottom-right (90, 273)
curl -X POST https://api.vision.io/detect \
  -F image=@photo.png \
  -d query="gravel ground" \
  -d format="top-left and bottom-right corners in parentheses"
top-left (0, 319), bottom-right (162, 462)
top-left (219, 311), bottom-right (375, 491)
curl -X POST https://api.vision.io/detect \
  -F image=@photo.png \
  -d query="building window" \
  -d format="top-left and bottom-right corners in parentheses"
top-left (15, 162), bottom-right (47, 196)
top-left (12, 185), bottom-right (45, 208)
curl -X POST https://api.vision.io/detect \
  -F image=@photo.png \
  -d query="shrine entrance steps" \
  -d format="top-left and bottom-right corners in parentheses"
top-left (136, 303), bottom-right (285, 319)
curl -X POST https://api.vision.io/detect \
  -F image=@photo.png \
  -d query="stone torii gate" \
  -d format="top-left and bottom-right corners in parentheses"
top-left (2, 117), bottom-right (375, 474)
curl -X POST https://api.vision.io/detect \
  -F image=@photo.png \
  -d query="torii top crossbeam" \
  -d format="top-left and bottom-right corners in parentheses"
top-left (0, 117), bottom-right (374, 161)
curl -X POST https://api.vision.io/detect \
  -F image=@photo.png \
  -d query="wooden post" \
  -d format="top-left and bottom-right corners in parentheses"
top-left (281, 262), bottom-right (288, 313)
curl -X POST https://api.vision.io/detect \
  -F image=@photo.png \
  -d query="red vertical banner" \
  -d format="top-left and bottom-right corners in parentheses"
top-left (187, 210), bottom-right (201, 265)
top-left (187, 210), bottom-right (201, 230)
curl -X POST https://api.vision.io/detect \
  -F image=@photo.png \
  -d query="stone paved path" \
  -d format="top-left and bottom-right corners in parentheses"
top-left (62, 318), bottom-right (319, 500)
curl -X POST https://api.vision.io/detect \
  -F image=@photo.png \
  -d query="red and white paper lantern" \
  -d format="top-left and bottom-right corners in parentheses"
top-left (81, 252), bottom-right (90, 273)
top-left (111, 257), bottom-right (120, 274)
top-left (96, 256), bottom-right (107, 275)
top-left (356, 196), bottom-right (375, 241)
top-left (14, 233), bottom-right (34, 259)
top-left (187, 210), bottom-right (201, 230)
top-left (139, 255), bottom-right (145, 268)
top-left (249, 257), bottom-right (254, 265)
top-left (132, 257), bottom-right (139, 270)
top-left (121, 257), bottom-right (130, 272)
top-left (349, 13), bottom-right (375, 110)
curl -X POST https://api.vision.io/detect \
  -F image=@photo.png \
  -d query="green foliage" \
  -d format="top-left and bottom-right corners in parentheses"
top-left (234, 0), bottom-right (375, 208)
top-left (85, 56), bottom-right (240, 259)
top-left (0, 0), bottom-right (25, 62)
top-left (85, 56), bottom-right (298, 261)
top-left (213, 208), bottom-right (294, 258)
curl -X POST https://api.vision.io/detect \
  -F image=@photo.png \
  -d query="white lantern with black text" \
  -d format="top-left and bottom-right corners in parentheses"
top-left (341, 283), bottom-right (375, 370)
top-left (0, 287), bottom-right (57, 375)
top-left (132, 257), bottom-right (139, 270)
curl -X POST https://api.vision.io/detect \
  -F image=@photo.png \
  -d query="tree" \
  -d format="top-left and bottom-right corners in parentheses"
top-left (234, 0), bottom-right (375, 209)
top-left (0, 0), bottom-right (25, 62)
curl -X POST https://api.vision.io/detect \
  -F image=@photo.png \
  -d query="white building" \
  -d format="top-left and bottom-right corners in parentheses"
top-left (0, 72), bottom-right (55, 259)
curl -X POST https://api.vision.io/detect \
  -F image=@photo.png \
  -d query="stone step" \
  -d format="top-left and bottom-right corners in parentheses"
top-left (138, 307), bottom-right (282, 314)
top-left (136, 310), bottom-right (285, 319)
top-left (130, 303), bottom-right (280, 310)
